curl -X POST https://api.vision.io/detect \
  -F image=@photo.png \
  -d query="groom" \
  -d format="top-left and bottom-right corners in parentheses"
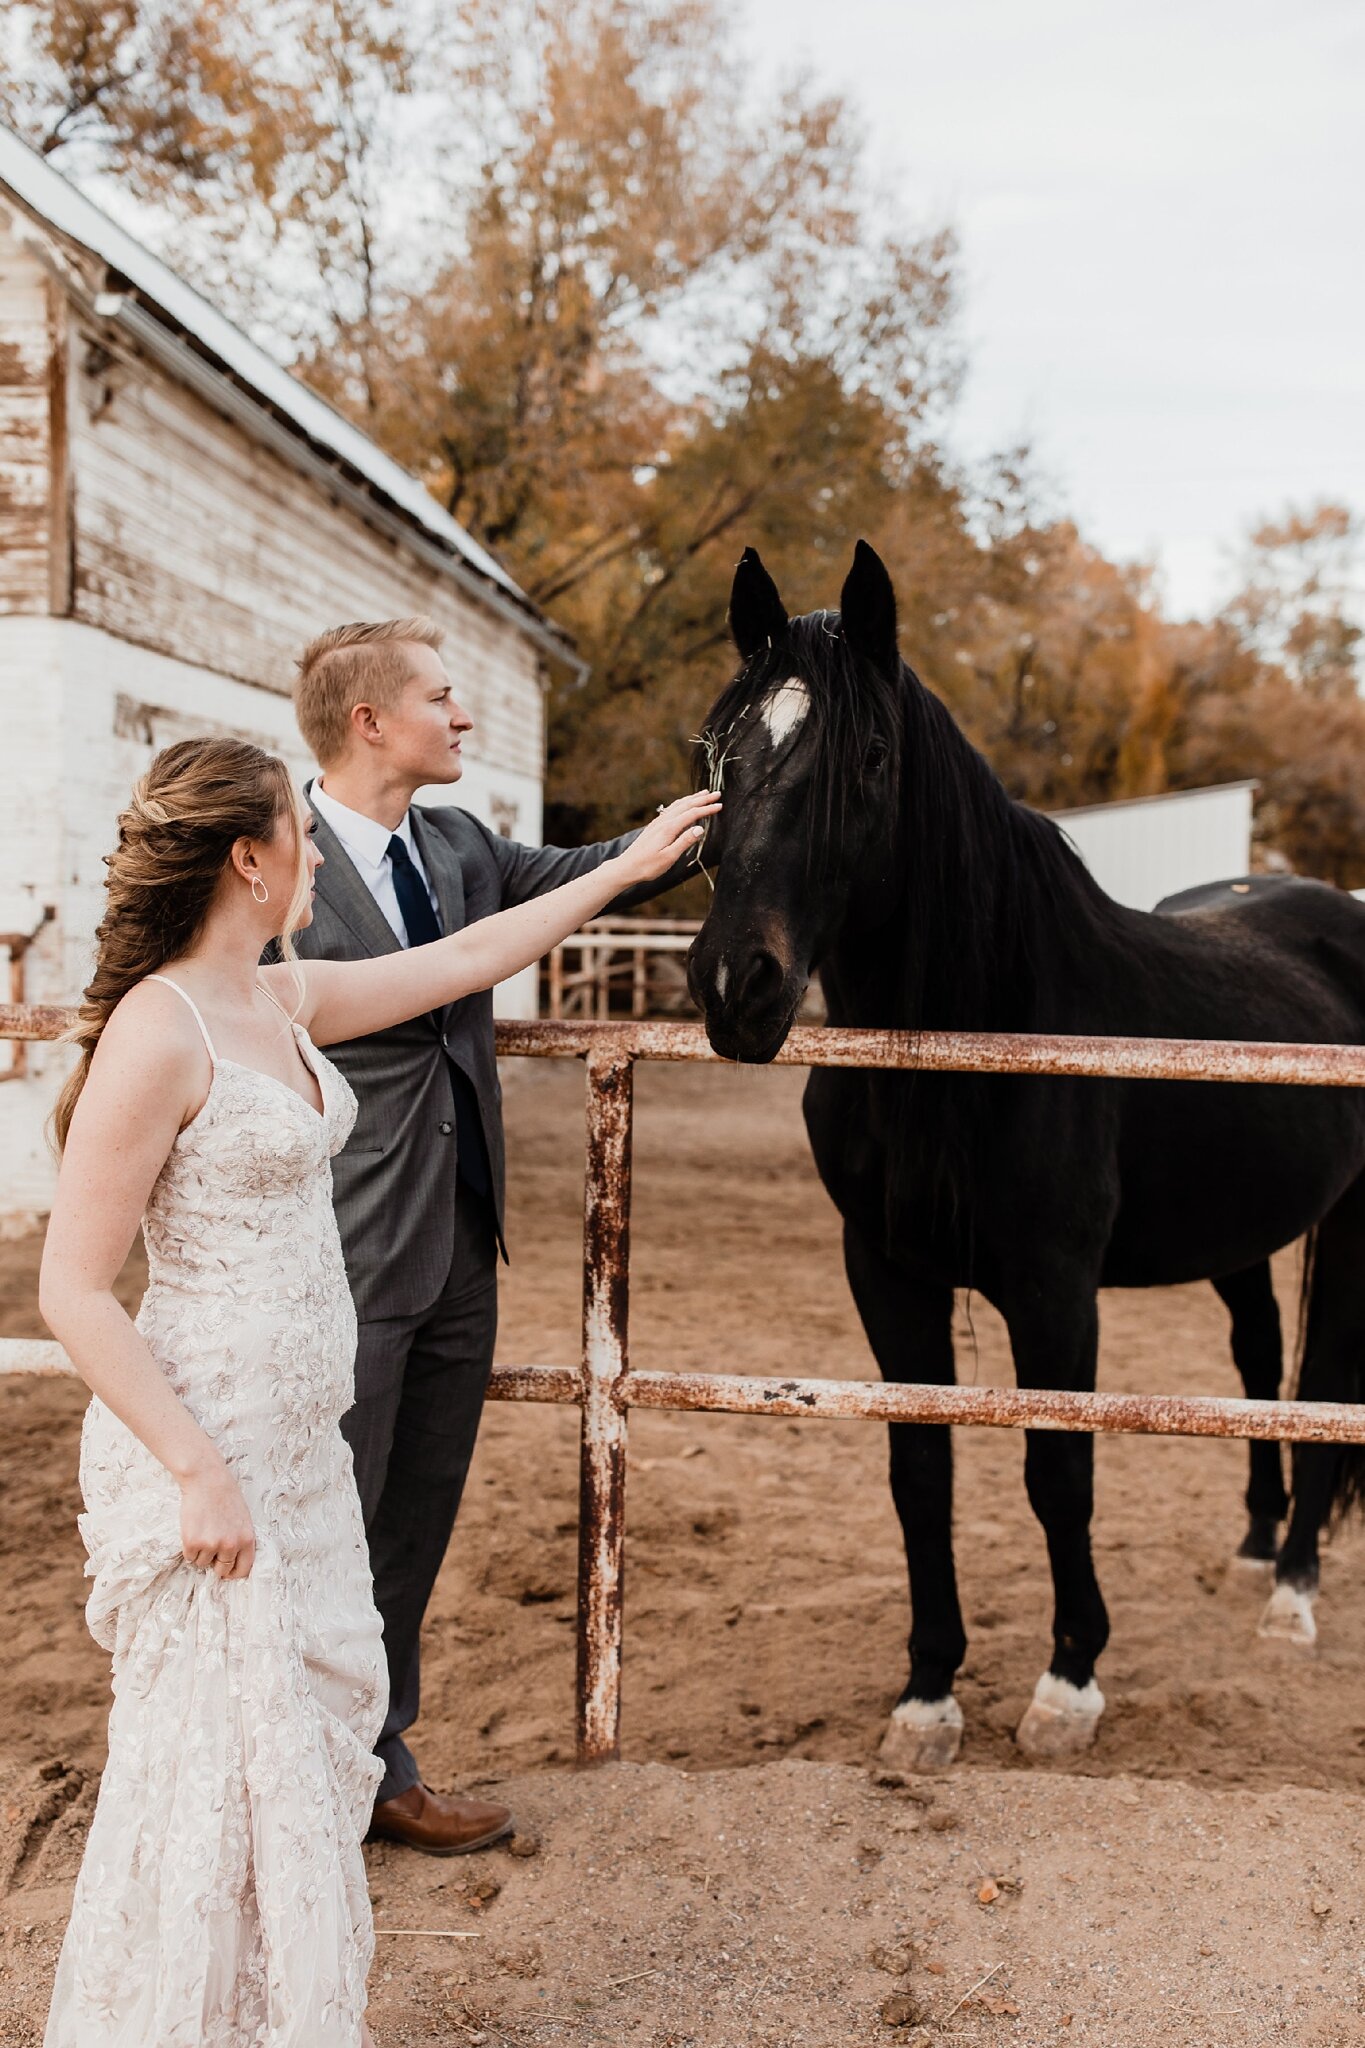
top-left (291, 615), bottom-right (688, 1853)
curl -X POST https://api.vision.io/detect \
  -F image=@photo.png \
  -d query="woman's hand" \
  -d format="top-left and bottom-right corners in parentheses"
top-left (292, 787), bottom-right (724, 1045)
top-left (614, 791), bottom-right (722, 887)
top-left (180, 1457), bottom-right (257, 1580)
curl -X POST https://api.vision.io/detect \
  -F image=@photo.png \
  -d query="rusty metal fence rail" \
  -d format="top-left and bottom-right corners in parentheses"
top-left (5, 1002), bottom-right (1365, 1765)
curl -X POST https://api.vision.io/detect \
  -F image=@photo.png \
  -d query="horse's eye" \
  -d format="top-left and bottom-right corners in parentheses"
top-left (865, 737), bottom-right (890, 774)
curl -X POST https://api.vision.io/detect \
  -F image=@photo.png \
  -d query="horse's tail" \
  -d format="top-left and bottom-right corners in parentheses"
top-left (1293, 1223), bottom-right (1317, 1373)
top-left (1293, 1183), bottom-right (1365, 1523)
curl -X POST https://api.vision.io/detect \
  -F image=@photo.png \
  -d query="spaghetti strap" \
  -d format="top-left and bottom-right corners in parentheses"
top-left (143, 974), bottom-right (218, 1064)
top-left (255, 978), bottom-right (295, 1026)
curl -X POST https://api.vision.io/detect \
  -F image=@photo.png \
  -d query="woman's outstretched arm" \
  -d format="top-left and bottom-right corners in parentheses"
top-left (275, 789), bottom-right (719, 1049)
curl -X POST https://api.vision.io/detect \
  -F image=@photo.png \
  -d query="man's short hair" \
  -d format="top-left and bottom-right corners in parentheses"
top-left (294, 617), bottom-right (444, 765)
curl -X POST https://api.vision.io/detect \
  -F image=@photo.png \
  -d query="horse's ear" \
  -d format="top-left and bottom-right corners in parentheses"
top-left (839, 539), bottom-right (899, 676)
top-left (728, 547), bottom-right (789, 660)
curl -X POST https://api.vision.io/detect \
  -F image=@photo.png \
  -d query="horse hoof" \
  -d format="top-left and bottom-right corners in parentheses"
top-left (1258, 1581), bottom-right (1317, 1647)
top-left (878, 1694), bottom-right (963, 1771)
top-left (1016, 1673), bottom-right (1105, 1761)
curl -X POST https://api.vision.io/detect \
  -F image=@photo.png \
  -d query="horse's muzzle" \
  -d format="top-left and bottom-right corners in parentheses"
top-left (687, 939), bottom-right (803, 1064)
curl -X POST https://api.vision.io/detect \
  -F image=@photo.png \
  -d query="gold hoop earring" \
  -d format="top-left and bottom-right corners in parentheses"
top-left (251, 876), bottom-right (269, 905)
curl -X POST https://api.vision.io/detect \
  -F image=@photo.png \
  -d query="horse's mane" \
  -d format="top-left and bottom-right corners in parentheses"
top-left (703, 610), bottom-right (1127, 1205)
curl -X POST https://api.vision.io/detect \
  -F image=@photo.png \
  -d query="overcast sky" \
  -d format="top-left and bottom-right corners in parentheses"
top-left (742, 0), bottom-right (1362, 620)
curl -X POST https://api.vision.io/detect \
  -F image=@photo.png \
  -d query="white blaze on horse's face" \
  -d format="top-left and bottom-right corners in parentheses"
top-left (759, 679), bottom-right (809, 750)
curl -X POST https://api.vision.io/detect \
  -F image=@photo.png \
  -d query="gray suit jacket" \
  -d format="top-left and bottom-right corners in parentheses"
top-left (293, 794), bottom-right (680, 1322)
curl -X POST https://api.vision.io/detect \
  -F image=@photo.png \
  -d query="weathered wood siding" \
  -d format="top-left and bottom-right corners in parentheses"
top-left (1, 191), bottom-right (556, 1218)
top-left (66, 324), bottom-right (545, 785)
top-left (0, 222), bottom-right (53, 612)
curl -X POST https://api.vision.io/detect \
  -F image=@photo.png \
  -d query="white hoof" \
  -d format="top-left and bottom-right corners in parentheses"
top-left (1258, 1581), bottom-right (1317, 1647)
top-left (1231, 1552), bottom-right (1276, 1576)
top-left (879, 1694), bottom-right (963, 1770)
top-left (1016, 1672), bottom-right (1105, 1760)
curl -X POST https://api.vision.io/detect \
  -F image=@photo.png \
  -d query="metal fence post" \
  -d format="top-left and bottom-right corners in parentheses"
top-left (575, 1042), bottom-right (634, 1764)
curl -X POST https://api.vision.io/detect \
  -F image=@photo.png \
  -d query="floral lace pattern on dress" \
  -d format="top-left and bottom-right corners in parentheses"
top-left (46, 1013), bottom-right (386, 2048)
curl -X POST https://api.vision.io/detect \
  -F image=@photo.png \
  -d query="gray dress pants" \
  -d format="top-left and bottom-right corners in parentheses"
top-left (340, 1180), bottom-right (498, 1804)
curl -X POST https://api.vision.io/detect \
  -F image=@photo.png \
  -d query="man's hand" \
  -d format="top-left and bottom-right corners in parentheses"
top-left (614, 791), bottom-right (721, 887)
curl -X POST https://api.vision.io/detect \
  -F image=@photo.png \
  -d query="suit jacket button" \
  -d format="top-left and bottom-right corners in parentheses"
top-left (439, 1120), bottom-right (453, 1135)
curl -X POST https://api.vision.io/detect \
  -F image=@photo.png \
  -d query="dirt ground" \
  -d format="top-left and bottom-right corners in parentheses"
top-left (3, 1059), bottom-right (1365, 2045)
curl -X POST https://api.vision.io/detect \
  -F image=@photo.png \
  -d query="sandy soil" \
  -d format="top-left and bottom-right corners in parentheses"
top-left (2, 1059), bottom-right (1364, 2045)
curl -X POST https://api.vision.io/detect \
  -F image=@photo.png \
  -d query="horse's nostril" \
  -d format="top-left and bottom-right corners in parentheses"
top-left (737, 949), bottom-right (785, 1009)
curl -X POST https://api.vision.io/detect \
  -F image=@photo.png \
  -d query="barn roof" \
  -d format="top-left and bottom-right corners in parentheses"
top-left (0, 124), bottom-right (577, 668)
top-left (1049, 780), bottom-right (1258, 822)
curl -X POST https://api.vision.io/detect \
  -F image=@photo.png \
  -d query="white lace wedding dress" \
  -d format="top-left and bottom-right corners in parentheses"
top-left (45, 978), bottom-right (387, 2048)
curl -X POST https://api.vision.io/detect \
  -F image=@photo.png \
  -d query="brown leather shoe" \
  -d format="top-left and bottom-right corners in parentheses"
top-left (368, 1782), bottom-right (513, 1856)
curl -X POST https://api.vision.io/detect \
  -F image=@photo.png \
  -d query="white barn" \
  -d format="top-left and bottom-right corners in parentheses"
top-left (0, 127), bottom-right (577, 1225)
top-left (1049, 782), bottom-right (1257, 910)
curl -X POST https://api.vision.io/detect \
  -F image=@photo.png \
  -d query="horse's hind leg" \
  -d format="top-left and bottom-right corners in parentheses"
top-left (843, 1222), bottom-right (965, 1769)
top-left (1263, 1182), bottom-right (1365, 1648)
top-left (1211, 1262), bottom-right (1287, 1565)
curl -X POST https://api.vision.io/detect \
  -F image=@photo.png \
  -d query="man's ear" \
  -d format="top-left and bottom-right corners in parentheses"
top-left (838, 539), bottom-right (899, 676)
top-left (349, 700), bottom-right (383, 745)
top-left (728, 547), bottom-right (789, 660)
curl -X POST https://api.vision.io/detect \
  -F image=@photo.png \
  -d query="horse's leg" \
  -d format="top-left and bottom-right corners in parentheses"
top-left (1211, 1262), bottom-right (1287, 1566)
top-left (843, 1221), bottom-right (964, 1769)
top-left (1005, 1278), bottom-right (1111, 1761)
top-left (1262, 1180), bottom-right (1365, 1648)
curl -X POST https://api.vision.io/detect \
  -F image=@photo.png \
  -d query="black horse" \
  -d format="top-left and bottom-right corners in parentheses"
top-left (686, 540), bottom-right (1365, 1765)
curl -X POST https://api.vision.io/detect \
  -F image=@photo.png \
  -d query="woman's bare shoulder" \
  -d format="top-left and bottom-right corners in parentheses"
top-left (96, 978), bottom-right (209, 1083)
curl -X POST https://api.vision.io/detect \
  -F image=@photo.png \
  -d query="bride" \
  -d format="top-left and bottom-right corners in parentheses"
top-left (39, 735), bottom-right (717, 2047)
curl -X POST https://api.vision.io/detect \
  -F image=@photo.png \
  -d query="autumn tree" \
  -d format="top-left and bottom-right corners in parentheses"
top-left (1224, 502), bottom-right (1361, 702)
top-left (0, 0), bottom-right (305, 211)
top-left (7, 0), bottom-right (1363, 879)
top-left (300, 0), bottom-right (959, 836)
top-left (0, 0), bottom-right (418, 355)
top-left (1170, 502), bottom-right (1365, 885)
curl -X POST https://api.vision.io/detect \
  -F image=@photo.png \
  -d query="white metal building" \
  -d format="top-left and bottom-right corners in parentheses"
top-left (0, 126), bottom-right (577, 1224)
top-left (1049, 782), bottom-right (1257, 910)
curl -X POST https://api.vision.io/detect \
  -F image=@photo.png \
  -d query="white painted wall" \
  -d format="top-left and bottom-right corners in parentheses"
top-left (1049, 783), bottom-right (1256, 910)
top-left (0, 198), bottom-right (559, 1226)
top-left (1, 617), bottom-right (543, 1224)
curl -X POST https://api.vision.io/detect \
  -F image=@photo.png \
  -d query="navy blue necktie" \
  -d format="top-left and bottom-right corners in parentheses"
top-left (388, 832), bottom-right (491, 1199)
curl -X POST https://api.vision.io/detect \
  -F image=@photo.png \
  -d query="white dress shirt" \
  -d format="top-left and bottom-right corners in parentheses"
top-left (310, 779), bottom-right (439, 943)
